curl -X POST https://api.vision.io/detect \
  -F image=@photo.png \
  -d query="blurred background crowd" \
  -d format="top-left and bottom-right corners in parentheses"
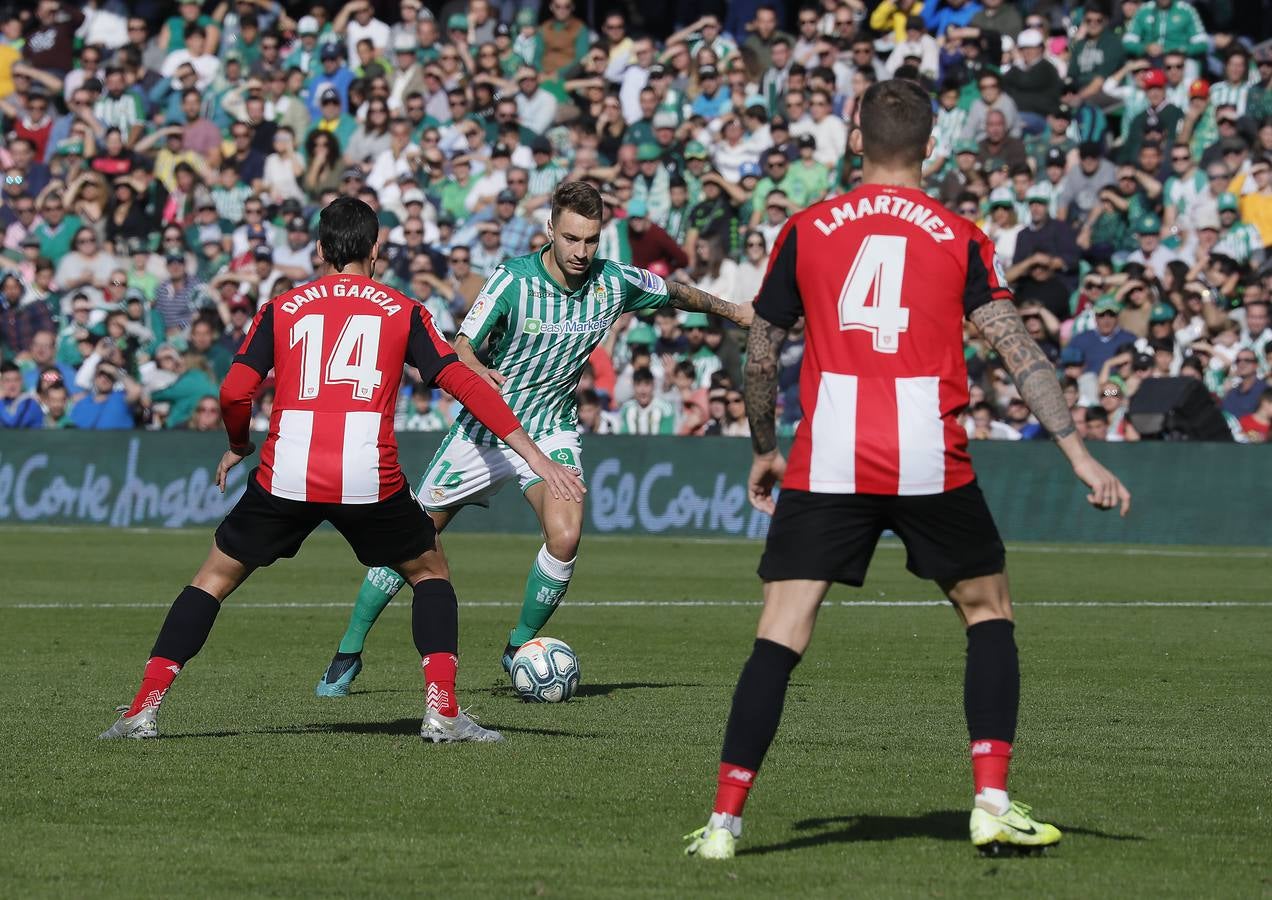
top-left (1, 0), bottom-right (1270, 442)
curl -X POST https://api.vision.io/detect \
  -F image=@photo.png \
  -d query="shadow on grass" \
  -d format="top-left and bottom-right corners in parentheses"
top-left (574, 681), bottom-right (704, 698)
top-left (738, 810), bottom-right (1144, 856)
top-left (169, 718), bottom-right (597, 739)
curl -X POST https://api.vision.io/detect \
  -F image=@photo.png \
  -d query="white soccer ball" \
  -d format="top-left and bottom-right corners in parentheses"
top-left (509, 638), bottom-right (580, 703)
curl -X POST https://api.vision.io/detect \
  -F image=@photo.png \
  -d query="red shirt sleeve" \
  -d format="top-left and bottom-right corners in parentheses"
top-left (405, 303), bottom-right (460, 383)
top-left (233, 302), bottom-right (276, 375)
top-left (434, 361), bottom-right (522, 440)
top-left (220, 362), bottom-right (265, 448)
top-left (964, 229), bottom-right (1015, 317)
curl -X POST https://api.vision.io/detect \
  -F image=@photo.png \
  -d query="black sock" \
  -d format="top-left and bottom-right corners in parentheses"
top-left (721, 638), bottom-right (802, 772)
top-left (150, 586), bottom-right (221, 665)
top-left (964, 619), bottom-right (1019, 743)
top-left (411, 579), bottom-right (458, 658)
top-left (333, 651), bottom-right (360, 662)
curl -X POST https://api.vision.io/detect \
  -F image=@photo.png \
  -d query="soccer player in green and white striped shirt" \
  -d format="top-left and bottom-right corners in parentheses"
top-left (316, 182), bottom-right (752, 694)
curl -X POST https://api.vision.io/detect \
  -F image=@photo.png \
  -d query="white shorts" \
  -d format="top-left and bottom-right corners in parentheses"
top-left (416, 429), bottom-right (583, 510)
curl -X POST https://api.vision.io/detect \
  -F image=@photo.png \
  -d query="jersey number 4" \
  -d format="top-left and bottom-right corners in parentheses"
top-left (291, 314), bottom-right (385, 401)
top-left (838, 234), bottom-right (910, 354)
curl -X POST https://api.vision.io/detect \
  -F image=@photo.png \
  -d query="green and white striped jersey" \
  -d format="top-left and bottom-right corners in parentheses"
top-left (1208, 80), bottom-right (1250, 116)
top-left (616, 398), bottom-right (676, 434)
top-left (456, 248), bottom-right (671, 444)
top-left (1215, 222), bottom-right (1264, 265)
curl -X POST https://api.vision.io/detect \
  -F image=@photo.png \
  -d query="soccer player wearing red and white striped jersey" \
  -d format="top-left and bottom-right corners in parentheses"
top-left (100, 198), bottom-right (584, 744)
top-left (685, 81), bottom-right (1131, 859)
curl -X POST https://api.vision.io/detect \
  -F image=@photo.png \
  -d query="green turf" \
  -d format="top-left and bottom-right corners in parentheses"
top-left (2, 527), bottom-right (1269, 898)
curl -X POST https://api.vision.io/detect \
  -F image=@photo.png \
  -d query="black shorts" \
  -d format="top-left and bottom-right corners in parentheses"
top-left (215, 472), bottom-right (437, 569)
top-left (757, 481), bottom-right (1005, 586)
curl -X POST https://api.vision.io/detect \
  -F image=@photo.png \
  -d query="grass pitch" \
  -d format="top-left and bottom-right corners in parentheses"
top-left (2, 526), bottom-right (1269, 898)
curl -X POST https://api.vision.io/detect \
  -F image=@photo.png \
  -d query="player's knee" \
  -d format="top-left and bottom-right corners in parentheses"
top-left (545, 525), bottom-right (581, 561)
top-left (944, 574), bottom-right (1013, 622)
top-left (398, 554), bottom-right (451, 585)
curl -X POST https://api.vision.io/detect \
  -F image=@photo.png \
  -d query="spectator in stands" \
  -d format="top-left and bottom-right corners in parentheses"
top-left (70, 361), bottom-right (139, 430)
top-left (1070, 297), bottom-right (1140, 375)
top-left (0, 359), bottom-right (42, 428)
top-left (187, 394), bottom-right (223, 432)
top-left (149, 351), bottom-right (218, 429)
top-left (963, 71), bottom-right (1021, 143)
top-left (1003, 30), bottom-right (1062, 135)
top-left (618, 367), bottom-right (675, 434)
top-left (626, 199), bottom-right (688, 273)
top-left (1127, 213), bottom-right (1181, 280)
top-left (1084, 405), bottom-right (1111, 441)
top-left (1, 272), bottom-right (55, 357)
top-left (1237, 388), bottom-right (1272, 443)
top-left (576, 388), bottom-right (617, 434)
top-left (38, 376), bottom-right (71, 428)
top-left (1223, 349), bottom-right (1265, 418)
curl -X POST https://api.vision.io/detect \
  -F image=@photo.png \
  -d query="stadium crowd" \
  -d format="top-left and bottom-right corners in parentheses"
top-left (0, 0), bottom-right (1270, 442)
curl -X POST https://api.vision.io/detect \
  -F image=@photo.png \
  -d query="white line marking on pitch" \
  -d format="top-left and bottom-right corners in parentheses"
top-left (7, 600), bottom-right (1269, 610)
top-left (0, 525), bottom-right (1267, 559)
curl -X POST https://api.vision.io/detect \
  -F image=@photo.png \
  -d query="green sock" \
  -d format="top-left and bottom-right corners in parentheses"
top-left (509, 546), bottom-right (575, 647)
top-left (337, 567), bottom-right (406, 654)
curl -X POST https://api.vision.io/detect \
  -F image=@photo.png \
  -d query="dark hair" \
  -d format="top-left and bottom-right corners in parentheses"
top-left (1085, 406), bottom-right (1110, 424)
top-left (577, 387), bottom-right (600, 407)
top-left (318, 197), bottom-right (379, 271)
top-left (304, 127), bottom-right (341, 172)
top-left (550, 180), bottom-right (603, 223)
top-left (632, 366), bottom-right (654, 385)
top-left (857, 79), bottom-right (932, 168)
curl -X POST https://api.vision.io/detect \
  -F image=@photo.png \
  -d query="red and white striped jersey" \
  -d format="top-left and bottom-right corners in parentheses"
top-left (754, 184), bottom-right (1013, 496)
top-left (234, 273), bottom-right (457, 504)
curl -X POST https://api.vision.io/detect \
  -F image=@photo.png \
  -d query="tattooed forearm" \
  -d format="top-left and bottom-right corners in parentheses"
top-left (743, 313), bottom-right (789, 455)
top-left (970, 300), bottom-right (1076, 440)
top-left (667, 280), bottom-right (739, 321)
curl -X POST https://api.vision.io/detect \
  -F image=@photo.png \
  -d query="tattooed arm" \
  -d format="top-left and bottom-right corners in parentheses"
top-left (969, 299), bottom-right (1132, 515)
top-left (742, 311), bottom-right (789, 513)
top-left (969, 300), bottom-right (1076, 440)
top-left (744, 312), bottom-right (787, 455)
top-left (666, 280), bottom-right (754, 327)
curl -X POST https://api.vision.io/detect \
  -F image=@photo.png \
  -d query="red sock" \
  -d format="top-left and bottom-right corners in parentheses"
top-left (422, 653), bottom-right (458, 716)
top-left (713, 763), bottom-right (757, 817)
top-left (970, 739), bottom-right (1012, 793)
top-left (126, 657), bottom-right (183, 716)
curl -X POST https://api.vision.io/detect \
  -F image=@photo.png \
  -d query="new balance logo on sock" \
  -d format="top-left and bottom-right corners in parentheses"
top-left (724, 768), bottom-right (754, 784)
top-left (971, 739), bottom-right (1012, 757)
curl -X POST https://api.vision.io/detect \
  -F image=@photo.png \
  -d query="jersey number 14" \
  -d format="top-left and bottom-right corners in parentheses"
top-left (838, 234), bottom-right (910, 354)
top-left (290, 314), bottom-right (385, 401)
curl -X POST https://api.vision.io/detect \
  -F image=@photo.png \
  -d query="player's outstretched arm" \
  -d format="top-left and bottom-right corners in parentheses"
top-left (969, 300), bottom-right (1131, 516)
top-left (742, 311), bottom-right (789, 514)
top-left (453, 334), bottom-right (505, 391)
top-left (667, 280), bottom-right (754, 328)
